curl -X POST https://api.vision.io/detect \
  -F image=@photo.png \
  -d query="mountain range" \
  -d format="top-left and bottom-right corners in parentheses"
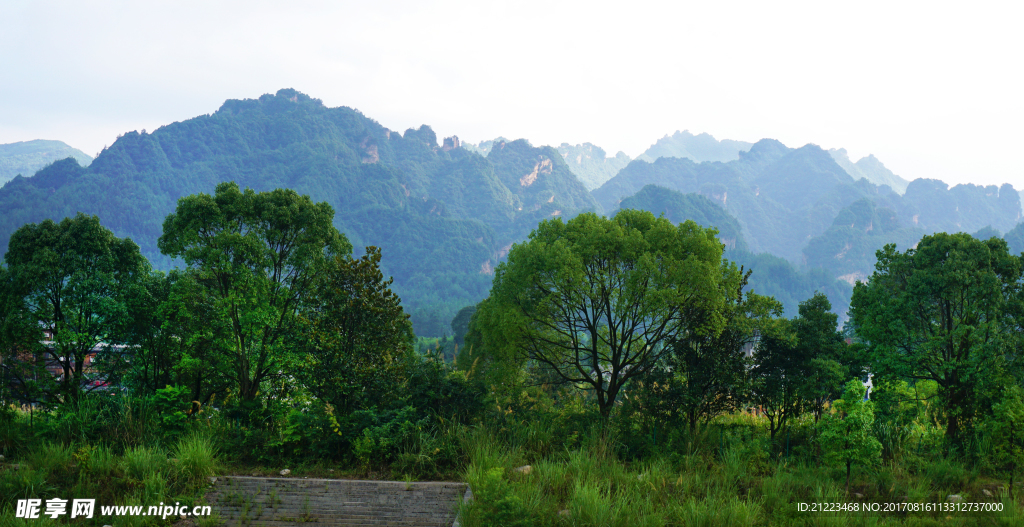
top-left (2, 89), bottom-right (1020, 333)
top-left (0, 90), bottom-right (598, 335)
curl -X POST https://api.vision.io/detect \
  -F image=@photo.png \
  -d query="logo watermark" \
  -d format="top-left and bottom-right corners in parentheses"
top-left (15, 499), bottom-right (212, 519)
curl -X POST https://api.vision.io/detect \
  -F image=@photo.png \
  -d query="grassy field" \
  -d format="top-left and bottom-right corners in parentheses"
top-left (2, 399), bottom-right (1023, 526)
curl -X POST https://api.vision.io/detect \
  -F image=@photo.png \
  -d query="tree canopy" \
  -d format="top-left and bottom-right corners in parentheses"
top-left (158, 182), bottom-right (351, 402)
top-left (301, 246), bottom-right (414, 413)
top-left (2, 213), bottom-right (149, 402)
top-left (479, 209), bottom-right (733, 417)
top-left (850, 232), bottom-right (1023, 445)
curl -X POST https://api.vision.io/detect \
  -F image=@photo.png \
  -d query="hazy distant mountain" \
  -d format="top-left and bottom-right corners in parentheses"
top-left (614, 184), bottom-right (852, 317)
top-left (555, 142), bottom-right (631, 190)
top-left (1005, 222), bottom-right (1024, 255)
top-left (802, 199), bottom-right (924, 285)
top-left (0, 139), bottom-right (92, 185)
top-left (594, 140), bottom-right (1021, 276)
top-left (829, 148), bottom-right (909, 194)
top-left (636, 130), bottom-right (753, 163)
top-left (595, 140), bottom-right (869, 261)
top-left (460, 137), bottom-right (508, 157)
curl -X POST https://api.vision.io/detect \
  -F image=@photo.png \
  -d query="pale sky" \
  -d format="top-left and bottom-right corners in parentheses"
top-left (1, 0), bottom-right (1022, 189)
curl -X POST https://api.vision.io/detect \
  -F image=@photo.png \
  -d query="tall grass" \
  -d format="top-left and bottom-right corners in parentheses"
top-left (173, 432), bottom-right (218, 488)
top-left (0, 419), bottom-right (218, 524)
top-left (456, 414), bottom-right (1024, 527)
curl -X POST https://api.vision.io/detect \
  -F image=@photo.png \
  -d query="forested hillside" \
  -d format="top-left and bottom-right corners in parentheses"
top-left (618, 185), bottom-right (747, 251)
top-left (2, 89), bottom-right (1020, 333)
top-left (0, 139), bottom-right (93, 185)
top-left (0, 89), bottom-right (596, 335)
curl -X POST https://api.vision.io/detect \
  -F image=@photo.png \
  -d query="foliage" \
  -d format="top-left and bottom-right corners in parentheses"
top-left (749, 319), bottom-right (805, 441)
top-left (817, 379), bottom-right (882, 493)
top-left (2, 213), bottom-right (149, 402)
top-left (792, 292), bottom-right (860, 421)
top-left (482, 209), bottom-right (731, 417)
top-left (653, 268), bottom-right (781, 433)
top-left (4, 152), bottom-right (1024, 522)
top-left (300, 246), bottom-right (412, 413)
top-left (982, 385), bottom-right (1024, 494)
top-left (158, 181), bottom-right (351, 402)
top-left (851, 233), bottom-right (1023, 446)
top-left (150, 384), bottom-right (191, 439)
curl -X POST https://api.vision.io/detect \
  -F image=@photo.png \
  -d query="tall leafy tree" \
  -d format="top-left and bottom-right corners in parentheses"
top-left (659, 268), bottom-right (782, 433)
top-left (301, 246), bottom-right (414, 413)
top-left (158, 182), bottom-right (350, 402)
top-left (793, 292), bottom-right (858, 422)
top-left (850, 233), bottom-right (1023, 446)
top-left (116, 270), bottom-right (232, 407)
top-left (749, 319), bottom-right (805, 441)
top-left (481, 210), bottom-right (730, 418)
top-left (3, 213), bottom-right (149, 402)
top-left (0, 264), bottom-right (55, 408)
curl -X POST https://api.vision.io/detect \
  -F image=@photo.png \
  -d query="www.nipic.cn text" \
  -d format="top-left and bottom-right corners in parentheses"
top-left (15, 499), bottom-right (212, 519)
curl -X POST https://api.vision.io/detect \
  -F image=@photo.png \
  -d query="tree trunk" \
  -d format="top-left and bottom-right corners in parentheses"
top-left (846, 460), bottom-right (852, 496)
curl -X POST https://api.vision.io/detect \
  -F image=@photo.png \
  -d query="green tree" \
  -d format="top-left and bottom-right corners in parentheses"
top-left (158, 182), bottom-right (350, 402)
top-left (301, 246), bottom-right (414, 413)
top-left (817, 379), bottom-right (882, 494)
top-left (450, 304), bottom-right (476, 347)
top-left (983, 385), bottom-right (1024, 498)
top-left (658, 268), bottom-right (781, 433)
top-left (0, 263), bottom-right (55, 408)
top-left (749, 319), bottom-right (805, 441)
top-left (480, 210), bottom-right (731, 418)
top-left (3, 213), bottom-right (149, 402)
top-left (119, 270), bottom-right (233, 407)
top-left (793, 293), bottom-right (857, 422)
top-left (850, 233), bottom-right (1022, 446)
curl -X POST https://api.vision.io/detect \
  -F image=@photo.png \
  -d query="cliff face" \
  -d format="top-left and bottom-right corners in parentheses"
top-left (556, 142), bottom-right (631, 190)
